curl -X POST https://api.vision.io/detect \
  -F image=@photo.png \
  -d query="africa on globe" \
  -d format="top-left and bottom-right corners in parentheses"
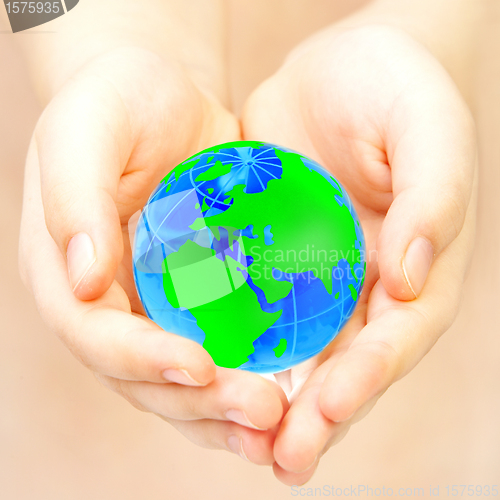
top-left (133, 141), bottom-right (366, 373)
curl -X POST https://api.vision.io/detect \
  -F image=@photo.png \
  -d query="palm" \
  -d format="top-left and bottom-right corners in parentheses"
top-left (74, 54), bottom-right (242, 312)
top-left (115, 95), bottom-right (240, 314)
top-left (243, 31), bottom-right (401, 385)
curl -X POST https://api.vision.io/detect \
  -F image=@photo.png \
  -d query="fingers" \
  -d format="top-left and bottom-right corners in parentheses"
top-left (378, 73), bottom-right (477, 300)
top-left (273, 209), bottom-right (475, 481)
top-left (274, 359), bottom-right (351, 474)
top-left (318, 264), bottom-right (464, 424)
top-left (34, 53), bottom-right (241, 303)
top-left (272, 393), bottom-right (381, 485)
top-left (35, 76), bottom-right (132, 301)
top-left (20, 142), bottom-right (216, 385)
top-left (343, 156), bottom-right (479, 423)
top-left (73, 304), bottom-right (217, 384)
top-left (271, 358), bottom-right (379, 483)
top-left (275, 374), bottom-right (340, 474)
top-left (164, 417), bottom-right (280, 466)
top-left (96, 370), bottom-right (290, 467)
top-left (42, 276), bottom-right (216, 384)
top-left (99, 368), bottom-right (288, 430)
top-left (319, 287), bottom-right (426, 423)
top-left (272, 461), bottom-right (319, 487)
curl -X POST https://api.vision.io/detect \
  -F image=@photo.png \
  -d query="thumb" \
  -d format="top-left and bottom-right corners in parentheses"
top-left (35, 77), bottom-right (130, 300)
top-left (377, 84), bottom-right (477, 301)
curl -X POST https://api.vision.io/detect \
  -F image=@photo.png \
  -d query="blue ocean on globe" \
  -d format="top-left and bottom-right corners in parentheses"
top-left (133, 141), bottom-right (366, 373)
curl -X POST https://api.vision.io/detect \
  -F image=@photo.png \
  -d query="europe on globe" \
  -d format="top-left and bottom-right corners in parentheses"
top-left (133, 141), bottom-right (366, 373)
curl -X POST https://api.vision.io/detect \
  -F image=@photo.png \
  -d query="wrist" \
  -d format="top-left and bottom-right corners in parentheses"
top-left (16, 0), bottom-right (229, 106)
top-left (283, 16), bottom-right (481, 106)
top-left (331, 0), bottom-right (486, 102)
top-left (27, 39), bottom-right (228, 108)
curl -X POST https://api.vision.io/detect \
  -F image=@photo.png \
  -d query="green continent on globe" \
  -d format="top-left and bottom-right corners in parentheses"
top-left (162, 239), bottom-right (282, 368)
top-left (194, 160), bottom-right (232, 182)
top-left (191, 148), bottom-right (363, 300)
top-left (162, 140), bottom-right (268, 185)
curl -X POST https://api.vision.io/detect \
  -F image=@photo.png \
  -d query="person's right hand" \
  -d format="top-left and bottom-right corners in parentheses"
top-left (19, 46), bottom-right (288, 464)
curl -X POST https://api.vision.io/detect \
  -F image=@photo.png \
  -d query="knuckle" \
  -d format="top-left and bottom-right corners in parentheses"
top-left (178, 390), bottom-right (200, 420)
top-left (57, 310), bottom-right (95, 368)
top-left (43, 182), bottom-right (81, 239)
top-left (423, 187), bottom-right (467, 250)
top-left (118, 328), bottom-right (160, 378)
top-left (413, 181), bottom-right (470, 251)
top-left (115, 381), bottom-right (148, 412)
top-left (197, 422), bottom-right (222, 450)
top-left (357, 339), bottom-right (400, 385)
top-left (440, 181), bottom-right (469, 228)
top-left (63, 332), bottom-right (94, 371)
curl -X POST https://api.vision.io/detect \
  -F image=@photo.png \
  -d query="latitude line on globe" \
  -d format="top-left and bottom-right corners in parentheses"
top-left (143, 188), bottom-right (195, 262)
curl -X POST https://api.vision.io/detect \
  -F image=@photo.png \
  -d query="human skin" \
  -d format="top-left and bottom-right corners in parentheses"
top-left (240, 0), bottom-right (485, 483)
top-left (14, 0), bottom-right (484, 485)
top-left (243, 27), bottom-right (478, 485)
top-left (15, 0), bottom-right (289, 467)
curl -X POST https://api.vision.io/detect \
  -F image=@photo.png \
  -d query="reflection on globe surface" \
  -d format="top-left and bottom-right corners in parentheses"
top-left (133, 141), bottom-right (366, 373)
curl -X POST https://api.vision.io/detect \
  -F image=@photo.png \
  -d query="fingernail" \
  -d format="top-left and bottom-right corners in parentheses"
top-left (402, 237), bottom-right (434, 298)
top-left (225, 409), bottom-right (265, 430)
top-left (67, 232), bottom-right (96, 292)
top-left (332, 410), bottom-right (356, 423)
top-left (227, 435), bottom-right (249, 461)
top-left (294, 455), bottom-right (319, 474)
top-left (162, 368), bottom-right (205, 386)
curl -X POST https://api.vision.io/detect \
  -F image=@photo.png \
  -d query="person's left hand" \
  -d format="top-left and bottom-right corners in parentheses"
top-left (241, 25), bottom-right (477, 485)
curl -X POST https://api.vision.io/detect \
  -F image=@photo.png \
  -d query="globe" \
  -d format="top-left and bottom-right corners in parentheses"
top-left (133, 141), bottom-right (366, 373)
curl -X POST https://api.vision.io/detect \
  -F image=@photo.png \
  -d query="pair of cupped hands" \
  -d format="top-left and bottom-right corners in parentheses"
top-left (19, 25), bottom-right (476, 485)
